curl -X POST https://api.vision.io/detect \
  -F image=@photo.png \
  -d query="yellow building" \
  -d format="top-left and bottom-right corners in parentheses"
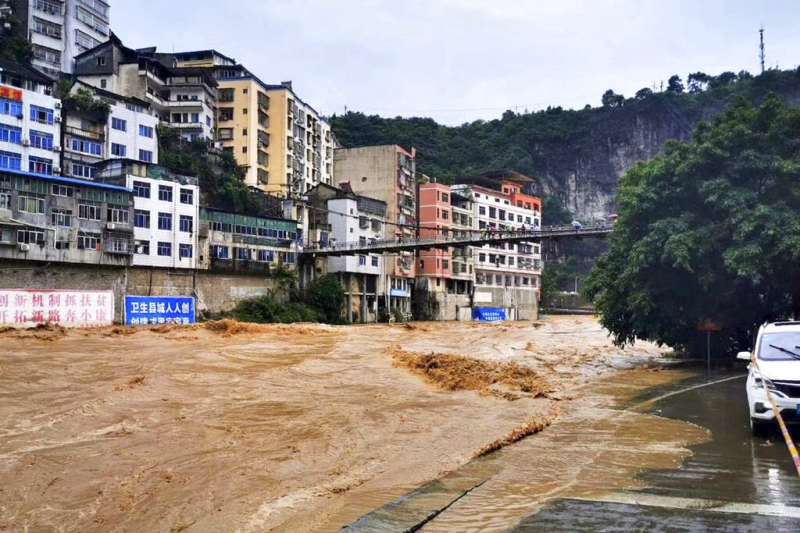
top-left (171, 51), bottom-right (336, 197)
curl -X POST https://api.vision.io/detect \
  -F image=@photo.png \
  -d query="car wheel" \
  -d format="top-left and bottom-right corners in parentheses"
top-left (750, 417), bottom-right (770, 438)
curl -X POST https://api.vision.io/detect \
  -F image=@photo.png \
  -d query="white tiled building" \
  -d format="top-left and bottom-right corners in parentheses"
top-left (61, 80), bottom-right (159, 180)
top-left (19, 0), bottom-right (111, 76)
top-left (0, 60), bottom-right (61, 176)
top-left (327, 196), bottom-right (385, 278)
top-left (96, 159), bottom-right (199, 269)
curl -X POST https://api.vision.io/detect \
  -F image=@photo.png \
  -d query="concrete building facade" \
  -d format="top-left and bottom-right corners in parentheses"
top-left (73, 35), bottom-right (217, 141)
top-left (0, 60), bottom-right (60, 177)
top-left (334, 145), bottom-right (417, 317)
top-left (95, 158), bottom-right (199, 269)
top-left (0, 167), bottom-right (133, 265)
top-left (9, 0), bottom-right (111, 76)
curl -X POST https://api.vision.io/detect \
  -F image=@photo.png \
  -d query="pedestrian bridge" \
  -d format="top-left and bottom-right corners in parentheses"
top-left (301, 223), bottom-right (613, 257)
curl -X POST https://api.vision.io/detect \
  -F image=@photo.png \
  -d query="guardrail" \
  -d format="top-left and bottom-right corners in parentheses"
top-left (302, 224), bottom-right (613, 257)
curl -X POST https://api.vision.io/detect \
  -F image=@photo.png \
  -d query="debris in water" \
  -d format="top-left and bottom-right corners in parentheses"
top-left (474, 416), bottom-right (553, 457)
top-left (392, 349), bottom-right (551, 400)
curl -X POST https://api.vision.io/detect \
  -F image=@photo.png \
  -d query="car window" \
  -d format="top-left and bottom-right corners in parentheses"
top-left (758, 332), bottom-right (800, 361)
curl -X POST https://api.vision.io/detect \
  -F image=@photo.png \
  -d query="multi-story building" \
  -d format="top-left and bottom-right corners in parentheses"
top-left (306, 182), bottom-right (386, 323)
top-left (0, 166), bottom-right (133, 265)
top-left (60, 79), bottom-right (158, 180)
top-left (453, 179), bottom-right (542, 318)
top-left (449, 186), bottom-right (475, 293)
top-left (95, 158), bottom-right (199, 269)
top-left (6, 0), bottom-right (110, 76)
top-left (417, 181), bottom-right (452, 286)
top-left (73, 35), bottom-right (217, 141)
top-left (199, 208), bottom-right (298, 274)
top-left (0, 59), bottom-right (60, 176)
top-left (334, 145), bottom-right (416, 316)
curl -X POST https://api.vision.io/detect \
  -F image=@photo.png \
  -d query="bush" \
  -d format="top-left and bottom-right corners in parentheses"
top-left (230, 275), bottom-right (345, 324)
top-left (302, 275), bottom-right (345, 324)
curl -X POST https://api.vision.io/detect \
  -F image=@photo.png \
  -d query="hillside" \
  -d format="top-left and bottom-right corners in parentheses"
top-left (331, 69), bottom-right (800, 220)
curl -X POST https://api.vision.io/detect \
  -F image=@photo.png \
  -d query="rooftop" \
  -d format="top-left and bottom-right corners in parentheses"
top-left (0, 168), bottom-right (131, 193)
top-left (0, 58), bottom-right (54, 85)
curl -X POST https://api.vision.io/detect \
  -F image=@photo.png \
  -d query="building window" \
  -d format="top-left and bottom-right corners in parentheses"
top-left (100, 79), bottom-right (107, 89)
top-left (0, 151), bottom-right (21, 171)
top-left (0, 124), bottom-right (22, 144)
top-left (157, 241), bottom-right (171, 257)
top-left (134, 209), bottom-right (149, 228)
top-left (51, 184), bottom-right (74, 197)
top-left (30, 105), bottom-right (54, 125)
top-left (111, 143), bottom-right (126, 157)
top-left (0, 192), bottom-right (10, 209)
top-left (191, 113), bottom-right (199, 123)
top-left (77, 231), bottom-right (100, 250)
top-left (179, 215), bottom-right (193, 233)
top-left (29, 156), bottom-right (53, 175)
top-left (158, 185), bottom-right (172, 202)
top-left (17, 229), bottom-right (45, 244)
top-left (498, 209), bottom-right (506, 221)
top-left (0, 98), bottom-right (23, 118)
top-left (179, 188), bottom-right (193, 205)
top-left (212, 245), bottom-right (229, 259)
top-left (78, 203), bottom-right (101, 220)
top-left (219, 108), bottom-right (234, 121)
top-left (50, 209), bottom-right (72, 227)
top-left (111, 117), bottom-right (127, 131)
top-left (157, 212), bottom-right (171, 230)
top-left (30, 130), bottom-right (53, 150)
top-left (71, 138), bottom-right (102, 156)
top-left (139, 125), bottom-right (153, 138)
top-left (18, 195), bottom-right (45, 214)
top-left (135, 240), bottom-right (149, 255)
top-left (358, 255), bottom-right (366, 266)
top-left (138, 149), bottom-right (153, 163)
top-left (371, 255), bottom-right (379, 266)
top-left (69, 161), bottom-right (95, 178)
top-left (107, 205), bottom-right (129, 224)
top-left (179, 244), bottom-right (193, 258)
top-left (236, 247), bottom-right (251, 260)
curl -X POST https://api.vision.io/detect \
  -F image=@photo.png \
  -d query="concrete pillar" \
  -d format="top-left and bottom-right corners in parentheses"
top-left (346, 273), bottom-right (353, 323)
top-left (361, 273), bottom-right (367, 323)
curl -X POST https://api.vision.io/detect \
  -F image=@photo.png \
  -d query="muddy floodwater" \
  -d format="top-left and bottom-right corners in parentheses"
top-left (0, 316), bottom-right (701, 532)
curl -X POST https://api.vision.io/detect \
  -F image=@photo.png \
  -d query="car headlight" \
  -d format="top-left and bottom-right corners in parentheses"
top-left (753, 372), bottom-right (776, 390)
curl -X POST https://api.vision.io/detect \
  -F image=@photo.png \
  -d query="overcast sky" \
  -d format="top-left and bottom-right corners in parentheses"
top-left (113, 0), bottom-right (800, 125)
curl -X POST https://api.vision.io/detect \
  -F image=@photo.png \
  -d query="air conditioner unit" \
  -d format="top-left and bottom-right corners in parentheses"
top-left (52, 146), bottom-right (61, 152)
top-left (135, 245), bottom-right (144, 254)
top-left (55, 116), bottom-right (62, 123)
top-left (21, 139), bottom-right (30, 147)
top-left (106, 222), bottom-right (116, 230)
top-left (18, 243), bottom-right (30, 252)
top-left (54, 102), bottom-right (62, 109)
top-left (53, 166), bottom-right (61, 174)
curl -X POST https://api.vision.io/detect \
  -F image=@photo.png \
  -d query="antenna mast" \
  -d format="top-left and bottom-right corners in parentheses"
top-left (759, 26), bottom-right (765, 74)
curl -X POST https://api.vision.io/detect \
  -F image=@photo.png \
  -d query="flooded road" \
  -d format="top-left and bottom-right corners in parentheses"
top-left (349, 371), bottom-right (800, 532)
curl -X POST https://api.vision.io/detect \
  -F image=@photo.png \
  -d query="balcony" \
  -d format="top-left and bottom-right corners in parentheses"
top-left (209, 257), bottom-right (273, 275)
top-left (65, 125), bottom-right (104, 141)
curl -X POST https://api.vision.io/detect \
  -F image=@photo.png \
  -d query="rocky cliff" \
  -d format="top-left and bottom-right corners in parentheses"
top-left (331, 69), bottom-right (800, 220)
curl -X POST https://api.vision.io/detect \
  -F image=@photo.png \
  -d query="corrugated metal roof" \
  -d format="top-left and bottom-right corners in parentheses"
top-left (1, 168), bottom-right (132, 193)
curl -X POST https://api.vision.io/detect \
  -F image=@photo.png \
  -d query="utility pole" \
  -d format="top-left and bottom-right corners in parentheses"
top-left (759, 26), bottom-right (766, 74)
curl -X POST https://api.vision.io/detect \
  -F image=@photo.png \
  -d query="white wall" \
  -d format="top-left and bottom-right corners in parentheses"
top-left (327, 197), bottom-right (383, 276)
top-left (0, 85), bottom-right (61, 174)
top-left (106, 103), bottom-right (159, 164)
top-left (127, 175), bottom-right (199, 269)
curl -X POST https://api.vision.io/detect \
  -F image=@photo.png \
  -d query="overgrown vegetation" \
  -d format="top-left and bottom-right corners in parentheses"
top-left (157, 126), bottom-right (277, 216)
top-left (331, 68), bottom-right (800, 203)
top-left (230, 274), bottom-right (346, 324)
top-left (0, 9), bottom-right (33, 64)
top-left (584, 95), bottom-right (800, 355)
top-left (56, 81), bottom-right (111, 122)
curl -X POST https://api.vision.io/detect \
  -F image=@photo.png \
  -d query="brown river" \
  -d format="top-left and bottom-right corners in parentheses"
top-left (0, 316), bottom-right (705, 532)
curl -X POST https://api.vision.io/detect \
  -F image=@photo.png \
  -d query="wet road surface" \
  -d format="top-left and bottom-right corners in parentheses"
top-left (348, 370), bottom-right (800, 531)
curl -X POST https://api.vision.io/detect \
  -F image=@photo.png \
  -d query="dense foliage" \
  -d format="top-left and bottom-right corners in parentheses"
top-left (584, 96), bottom-right (800, 355)
top-left (331, 69), bottom-right (800, 208)
top-left (158, 126), bottom-right (268, 214)
top-left (231, 274), bottom-right (346, 324)
top-left (0, 10), bottom-right (32, 64)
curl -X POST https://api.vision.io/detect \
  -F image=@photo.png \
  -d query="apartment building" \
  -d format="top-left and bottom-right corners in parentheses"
top-left (334, 145), bottom-right (416, 316)
top-left (95, 158), bottom-right (199, 269)
top-left (7, 0), bottom-right (110, 76)
top-left (306, 182), bottom-right (386, 323)
top-left (0, 166), bottom-right (133, 265)
top-left (73, 35), bottom-right (217, 141)
top-left (61, 80), bottom-right (158, 180)
top-left (0, 59), bottom-right (60, 176)
top-left (452, 179), bottom-right (542, 318)
top-left (199, 208), bottom-right (298, 274)
top-left (417, 181), bottom-right (452, 287)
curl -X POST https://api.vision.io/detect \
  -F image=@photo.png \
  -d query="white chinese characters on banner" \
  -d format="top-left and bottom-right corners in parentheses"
top-left (0, 290), bottom-right (115, 328)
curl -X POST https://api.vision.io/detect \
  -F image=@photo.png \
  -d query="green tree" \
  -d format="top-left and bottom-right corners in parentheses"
top-left (584, 95), bottom-right (800, 355)
top-left (667, 75), bottom-right (684, 93)
top-left (0, 9), bottom-right (33, 63)
top-left (302, 275), bottom-right (345, 323)
top-left (635, 88), bottom-right (654, 100)
top-left (601, 89), bottom-right (624, 108)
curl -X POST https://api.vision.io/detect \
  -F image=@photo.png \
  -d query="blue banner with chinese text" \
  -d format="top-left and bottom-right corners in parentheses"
top-left (125, 296), bottom-right (195, 326)
top-left (472, 307), bottom-right (507, 322)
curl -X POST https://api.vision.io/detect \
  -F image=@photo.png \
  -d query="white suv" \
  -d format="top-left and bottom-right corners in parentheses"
top-left (738, 321), bottom-right (800, 436)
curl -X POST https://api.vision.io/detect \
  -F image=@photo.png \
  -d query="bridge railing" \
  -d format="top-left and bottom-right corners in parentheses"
top-left (302, 223), bottom-right (613, 254)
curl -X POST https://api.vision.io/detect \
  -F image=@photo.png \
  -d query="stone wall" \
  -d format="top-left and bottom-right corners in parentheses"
top-left (0, 260), bottom-right (276, 323)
